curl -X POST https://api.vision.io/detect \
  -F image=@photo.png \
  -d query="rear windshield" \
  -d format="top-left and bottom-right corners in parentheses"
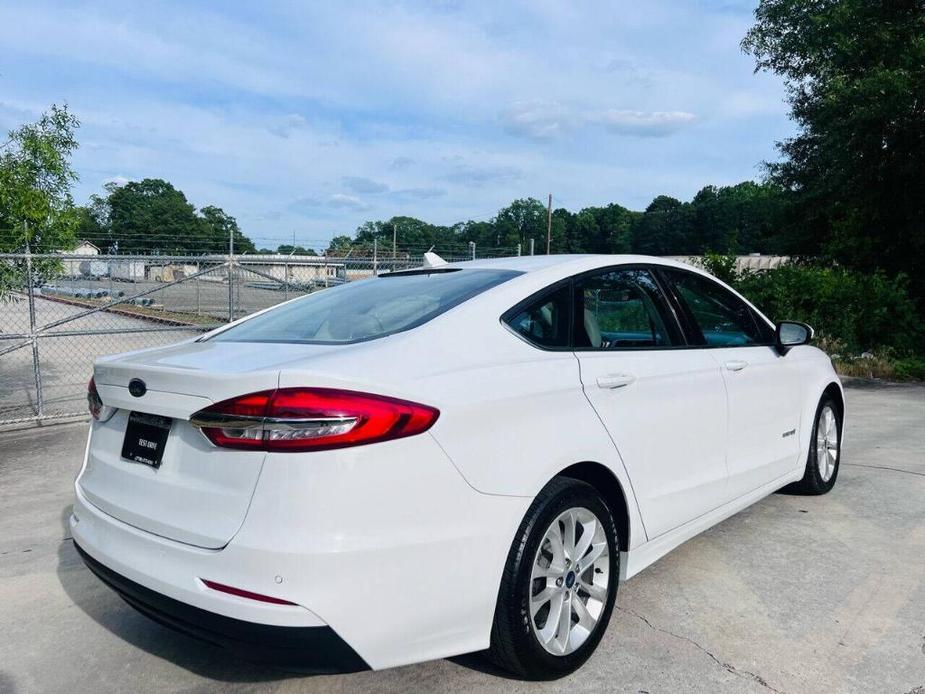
top-left (210, 268), bottom-right (521, 345)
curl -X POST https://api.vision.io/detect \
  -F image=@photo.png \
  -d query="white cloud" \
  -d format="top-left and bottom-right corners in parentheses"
top-left (342, 176), bottom-right (389, 194)
top-left (500, 99), bottom-right (574, 141)
top-left (501, 102), bottom-right (698, 141)
top-left (0, 0), bottom-right (793, 248)
top-left (328, 193), bottom-right (372, 211)
top-left (587, 109), bottom-right (698, 137)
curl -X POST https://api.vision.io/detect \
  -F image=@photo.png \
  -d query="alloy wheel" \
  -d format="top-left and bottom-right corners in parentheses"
top-left (528, 507), bottom-right (611, 656)
top-left (816, 405), bottom-right (839, 482)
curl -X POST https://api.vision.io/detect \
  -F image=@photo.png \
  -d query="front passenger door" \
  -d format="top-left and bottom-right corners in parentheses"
top-left (573, 267), bottom-right (730, 539)
top-left (660, 268), bottom-right (803, 500)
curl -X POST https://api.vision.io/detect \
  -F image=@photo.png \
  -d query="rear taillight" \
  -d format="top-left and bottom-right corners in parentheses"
top-left (87, 376), bottom-right (116, 422)
top-left (189, 388), bottom-right (439, 452)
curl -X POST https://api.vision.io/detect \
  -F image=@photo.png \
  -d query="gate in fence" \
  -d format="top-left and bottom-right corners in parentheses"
top-left (0, 251), bottom-right (422, 425)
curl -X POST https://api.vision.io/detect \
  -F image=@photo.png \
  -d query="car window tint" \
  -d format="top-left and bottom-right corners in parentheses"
top-left (575, 268), bottom-right (678, 349)
top-left (664, 269), bottom-right (768, 346)
top-left (505, 284), bottom-right (571, 348)
top-left (211, 269), bottom-right (520, 345)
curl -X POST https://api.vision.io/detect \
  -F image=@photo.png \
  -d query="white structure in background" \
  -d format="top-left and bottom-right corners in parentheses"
top-left (58, 240), bottom-right (100, 276)
top-left (666, 254), bottom-right (791, 273)
top-left (236, 255), bottom-right (347, 286)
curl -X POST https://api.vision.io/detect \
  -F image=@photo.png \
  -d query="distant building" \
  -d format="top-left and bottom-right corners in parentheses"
top-left (59, 240), bottom-right (100, 276)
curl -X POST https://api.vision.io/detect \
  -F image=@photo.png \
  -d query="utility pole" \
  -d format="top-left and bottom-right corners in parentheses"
top-left (469, 241), bottom-right (476, 260)
top-left (546, 193), bottom-right (553, 255)
top-left (373, 237), bottom-right (378, 276)
top-left (228, 224), bottom-right (234, 322)
top-left (529, 238), bottom-right (535, 255)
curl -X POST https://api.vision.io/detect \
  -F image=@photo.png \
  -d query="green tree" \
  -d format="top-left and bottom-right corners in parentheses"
top-left (276, 244), bottom-right (317, 256)
top-left (632, 196), bottom-right (692, 255)
top-left (327, 235), bottom-right (354, 255)
top-left (492, 198), bottom-right (548, 249)
top-left (0, 104), bottom-right (80, 252)
top-left (107, 179), bottom-right (201, 254)
top-left (688, 181), bottom-right (789, 254)
top-left (92, 178), bottom-right (255, 254)
top-left (743, 0), bottom-right (925, 302)
top-left (200, 205), bottom-right (255, 254)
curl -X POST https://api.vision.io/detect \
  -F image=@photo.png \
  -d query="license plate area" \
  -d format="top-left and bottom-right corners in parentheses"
top-left (121, 411), bottom-right (172, 468)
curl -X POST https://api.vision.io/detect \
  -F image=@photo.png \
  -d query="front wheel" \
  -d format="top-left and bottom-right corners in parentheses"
top-left (787, 394), bottom-right (842, 495)
top-left (488, 477), bottom-right (619, 680)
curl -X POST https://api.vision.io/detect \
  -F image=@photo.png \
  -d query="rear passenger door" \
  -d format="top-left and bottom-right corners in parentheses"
top-left (659, 268), bottom-right (803, 500)
top-left (572, 267), bottom-right (730, 539)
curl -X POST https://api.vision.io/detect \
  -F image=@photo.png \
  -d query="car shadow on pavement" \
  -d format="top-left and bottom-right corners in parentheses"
top-left (55, 504), bottom-right (299, 684)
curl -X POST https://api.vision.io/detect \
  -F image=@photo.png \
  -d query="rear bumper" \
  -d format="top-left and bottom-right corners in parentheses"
top-left (74, 541), bottom-right (369, 673)
top-left (72, 430), bottom-right (532, 670)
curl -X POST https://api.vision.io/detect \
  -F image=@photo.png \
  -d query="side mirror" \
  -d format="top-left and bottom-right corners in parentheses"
top-left (775, 320), bottom-right (813, 355)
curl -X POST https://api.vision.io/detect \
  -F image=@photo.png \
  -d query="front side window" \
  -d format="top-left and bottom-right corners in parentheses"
top-left (663, 269), bottom-right (771, 347)
top-left (211, 268), bottom-right (520, 344)
top-left (574, 268), bottom-right (679, 349)
top-left (504, 284), bottom-right (571, 348)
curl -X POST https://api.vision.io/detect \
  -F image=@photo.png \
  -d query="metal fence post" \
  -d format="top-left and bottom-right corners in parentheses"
top-left (196, 263), bottom-right (201, 316)
top-left (228, 233), bottom-right (235, 323)
top-left (24, 240), bottom-right (45, 418)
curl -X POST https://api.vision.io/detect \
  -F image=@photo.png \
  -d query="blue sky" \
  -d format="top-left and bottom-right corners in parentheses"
top-left (0, 1), bottom-right (793, 251)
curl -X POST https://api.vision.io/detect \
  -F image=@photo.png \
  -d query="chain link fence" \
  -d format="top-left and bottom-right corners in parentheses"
top-left (0, 248), bottom-right (515, 425)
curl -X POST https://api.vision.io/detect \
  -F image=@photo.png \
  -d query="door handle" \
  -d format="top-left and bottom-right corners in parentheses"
top-left (597, 373), bottom-right (636, 389)
top-left (724, 359), bottom-right (749, 371)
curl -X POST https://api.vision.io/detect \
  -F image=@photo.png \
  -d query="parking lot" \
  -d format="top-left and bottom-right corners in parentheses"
top-left (1, 380), bottom-right (923, 694)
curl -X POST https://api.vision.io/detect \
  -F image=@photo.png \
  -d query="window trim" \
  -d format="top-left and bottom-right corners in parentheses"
top-left (500, 262), bottom-right (778, 353)
top-left (570, 265), bottom-right (686, 352)
top-left (654, 266), bottom-right (776, 349)
top-left (499, 277), bottom-right (575, 352)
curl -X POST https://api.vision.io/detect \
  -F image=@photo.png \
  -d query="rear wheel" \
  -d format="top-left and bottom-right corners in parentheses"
top-left (788, 395), bottom-right (842, 495)
top-left (488, 477), bottom-right (618, 679)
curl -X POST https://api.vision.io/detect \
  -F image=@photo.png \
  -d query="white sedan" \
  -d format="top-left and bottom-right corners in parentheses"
top-left (72, 255), bottom-right (843, 679)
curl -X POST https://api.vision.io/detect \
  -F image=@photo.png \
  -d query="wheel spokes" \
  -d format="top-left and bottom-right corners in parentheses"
top-left (530, 585), bottom-right (556, 618)
top-left (553, 591), bottom-right (572, 654)
top-left (529, 506), bottom-right (612, 657)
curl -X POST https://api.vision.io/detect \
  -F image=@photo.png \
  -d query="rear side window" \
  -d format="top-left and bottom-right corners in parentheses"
top-left (504, 284), bottom-right (571, 348)
top-left (574, 268), bottom-right (680, 349)
top-left (663, 269), bottom-right (771, 346)
top-left (211, 269), bottom-right (520, 344)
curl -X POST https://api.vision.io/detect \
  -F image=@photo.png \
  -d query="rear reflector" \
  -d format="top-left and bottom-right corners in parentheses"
top-left (189, 388), bottom-right (439, 452)
top-left (201, 579), bottom-right (297, 606)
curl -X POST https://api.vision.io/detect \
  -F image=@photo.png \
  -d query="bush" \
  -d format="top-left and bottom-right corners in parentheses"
top-left (728, 263), bottom-right (922, 356)
top-left (893, 357), bottom-right (925, 381)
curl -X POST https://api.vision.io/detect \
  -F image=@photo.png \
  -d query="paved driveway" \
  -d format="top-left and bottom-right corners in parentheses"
top-left (1, 381), bottom-right (923, 693)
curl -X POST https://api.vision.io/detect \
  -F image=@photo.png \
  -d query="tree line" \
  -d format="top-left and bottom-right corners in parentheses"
top-left (2, 0), bottom-right (922, 313)
top-left (331, 181), bottom-right (789, 258)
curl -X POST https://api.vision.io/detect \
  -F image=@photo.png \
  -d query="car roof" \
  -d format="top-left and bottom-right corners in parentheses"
top-left (444, 254), bottom-right (698, 274)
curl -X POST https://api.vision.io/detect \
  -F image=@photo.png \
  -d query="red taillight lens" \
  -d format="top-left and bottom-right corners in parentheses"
top-left (88, 377), bottom-right (102, 419)
top-left (190, 388), bottom-right (440, 452)
top-left (88, 376), bottom-right (116, 422)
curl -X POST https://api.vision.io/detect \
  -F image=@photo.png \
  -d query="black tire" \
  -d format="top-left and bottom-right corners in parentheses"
top-left (488, 477), bottom-right (619, 680)
top-left (786, 394), bottom-right (842, 495)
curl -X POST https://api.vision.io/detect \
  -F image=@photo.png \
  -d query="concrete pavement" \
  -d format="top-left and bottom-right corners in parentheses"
top-left (1, 381), bottom-right (923, 693)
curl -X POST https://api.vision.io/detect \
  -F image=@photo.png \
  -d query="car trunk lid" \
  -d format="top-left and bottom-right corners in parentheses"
top-left (79, 340), bottom-right (341, 549)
